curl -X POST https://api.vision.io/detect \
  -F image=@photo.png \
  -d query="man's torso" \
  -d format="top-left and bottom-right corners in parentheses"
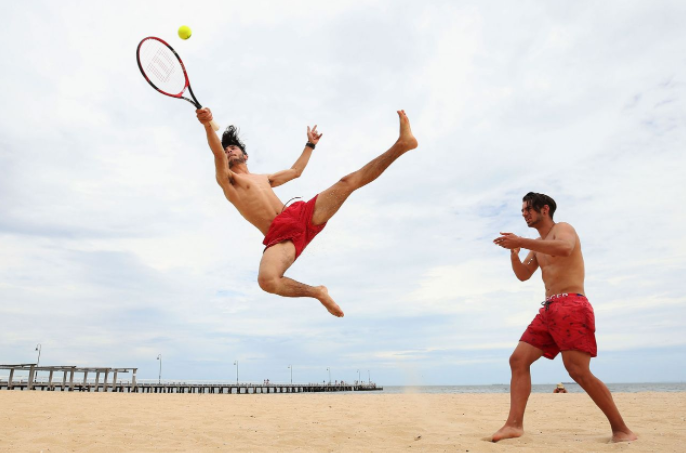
top-left (218, 173), bottom-right (284, 235)
top-left (535, 222), bottom-right (586, 297)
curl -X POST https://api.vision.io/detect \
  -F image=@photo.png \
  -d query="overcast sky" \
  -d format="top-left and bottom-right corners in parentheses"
top-left (1, 0), bottom-right (685, 386)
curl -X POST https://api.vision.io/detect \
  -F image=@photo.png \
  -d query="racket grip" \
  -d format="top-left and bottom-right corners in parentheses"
top-left (210, 120), bottom-right (220, 131)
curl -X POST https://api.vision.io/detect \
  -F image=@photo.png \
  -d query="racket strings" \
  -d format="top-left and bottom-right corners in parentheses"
top-left (139, 39), bottom-right (187, 95)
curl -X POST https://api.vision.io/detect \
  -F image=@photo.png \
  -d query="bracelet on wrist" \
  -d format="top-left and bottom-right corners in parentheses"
top-left (306, 142), bottom-right (316, 149)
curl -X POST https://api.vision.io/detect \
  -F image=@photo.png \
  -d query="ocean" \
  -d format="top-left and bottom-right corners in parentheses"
top-left (380, 382), bottom-right (686, 394)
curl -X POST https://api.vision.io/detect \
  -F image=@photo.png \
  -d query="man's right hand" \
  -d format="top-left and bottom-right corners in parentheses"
top-left (196, 107), bottom-right (213, 126)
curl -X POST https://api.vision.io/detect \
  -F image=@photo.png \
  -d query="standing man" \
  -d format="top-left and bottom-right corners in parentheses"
top-left (195, 108), bottom-right (417, 318)
top-left (492, 192), bottom-right (636, 443)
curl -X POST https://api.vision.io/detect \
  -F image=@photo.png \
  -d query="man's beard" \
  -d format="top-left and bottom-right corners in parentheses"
top-left (229, 155), bottom-right (247, 168)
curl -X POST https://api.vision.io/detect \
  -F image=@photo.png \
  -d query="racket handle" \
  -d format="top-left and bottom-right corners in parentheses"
top-left (210, 120), bottom-right (220, 131)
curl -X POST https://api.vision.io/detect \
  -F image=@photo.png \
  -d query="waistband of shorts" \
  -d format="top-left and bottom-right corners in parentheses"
top-left (545, 292), bottom-right (585, 301)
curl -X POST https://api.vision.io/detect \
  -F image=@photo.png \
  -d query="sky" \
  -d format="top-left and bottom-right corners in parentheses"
top-left (1, 0), bottom-right (685, 386)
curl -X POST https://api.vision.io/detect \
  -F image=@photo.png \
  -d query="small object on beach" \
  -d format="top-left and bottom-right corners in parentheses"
top-left (415, 435), bottom-right (422, 441)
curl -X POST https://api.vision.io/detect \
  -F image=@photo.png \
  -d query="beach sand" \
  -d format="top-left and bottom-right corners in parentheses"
top-left (1, 391), bottom-right (684, 452)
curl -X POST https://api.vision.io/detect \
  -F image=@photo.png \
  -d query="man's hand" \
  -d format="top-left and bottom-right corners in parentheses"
top-left (197, 108), bottom-right (213, 126)
top-left (307, 125), bottom-right (323, 145)
top-left (494, 232), bottom-right (522, 250)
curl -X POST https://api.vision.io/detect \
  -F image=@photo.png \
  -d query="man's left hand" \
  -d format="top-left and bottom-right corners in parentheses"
top-left (307, 125), bottom-right (323, 145)
top-left (494, 232), bottom-right (522, 249)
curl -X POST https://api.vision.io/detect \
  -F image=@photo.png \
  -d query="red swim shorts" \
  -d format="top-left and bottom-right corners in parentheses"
top-left (520, 293), bottom-right (597, 359)
top-left (262, 195), bottom-right (326, 260)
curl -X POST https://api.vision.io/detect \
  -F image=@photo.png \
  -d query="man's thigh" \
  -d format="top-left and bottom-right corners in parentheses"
top-left (520, 309), bottom-right (560, 359)
top-left (561, 350), bottom-right (592, 373)
top-left (311, 180), bottom-right (353, 225)
top-left (259, 241), bottom-right (297, 278)
top-left (511, 341), bottom-right (545, 366)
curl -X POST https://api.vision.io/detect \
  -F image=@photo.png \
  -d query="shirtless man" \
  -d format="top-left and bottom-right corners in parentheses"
top-left (491, 192), bottom-right (637, 443)
top-left (195, 108), bottom-right (418, 318)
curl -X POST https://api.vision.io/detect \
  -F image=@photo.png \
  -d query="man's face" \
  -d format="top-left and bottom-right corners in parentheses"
top-left (521, 201), bottom-right (542, 227)
top-left (225, 145), bottom-right (247, 168)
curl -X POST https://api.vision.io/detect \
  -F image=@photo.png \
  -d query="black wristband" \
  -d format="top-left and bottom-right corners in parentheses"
top-left (306, 142), bottom-right (316, 149)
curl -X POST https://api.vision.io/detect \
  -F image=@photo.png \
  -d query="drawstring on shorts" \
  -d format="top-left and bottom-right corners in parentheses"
top-left (281, 197), bottom-right (303, 213)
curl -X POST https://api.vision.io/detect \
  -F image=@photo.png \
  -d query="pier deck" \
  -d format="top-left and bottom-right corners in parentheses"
top-left (0, 364), bottom-right (381, 394)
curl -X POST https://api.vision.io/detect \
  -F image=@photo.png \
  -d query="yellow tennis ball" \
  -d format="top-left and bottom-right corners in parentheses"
top-left (178, 25), bottom-right (192, 40)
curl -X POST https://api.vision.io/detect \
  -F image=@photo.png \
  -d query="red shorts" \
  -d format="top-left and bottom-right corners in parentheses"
top-left (520, 293), bottom-right (597, 359)
top-left (262, 195), bottom-right (326, 260)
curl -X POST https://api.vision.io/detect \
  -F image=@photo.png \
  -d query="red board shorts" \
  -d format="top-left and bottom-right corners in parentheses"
top-left (520, 293), bottom-right (597, 359)
top-left (262, 195), bottom-right (326, 260)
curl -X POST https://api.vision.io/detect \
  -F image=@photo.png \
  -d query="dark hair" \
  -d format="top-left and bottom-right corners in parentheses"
top-left (221, 125), bottom-right (247, 155)
top-left (523, 192), bottom-right (557, 219)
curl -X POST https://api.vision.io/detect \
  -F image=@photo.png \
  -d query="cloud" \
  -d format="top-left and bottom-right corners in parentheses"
top-left (1, 0), bottom-right (685, 385)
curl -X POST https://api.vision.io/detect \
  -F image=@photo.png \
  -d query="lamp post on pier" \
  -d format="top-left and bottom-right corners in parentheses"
top-left (326, 367), bottom-right (331, 385)
top-left (35, 344), bottom-right (42, 366)
top-left (156, 354), bottom-right (162, 384)
top-left (233, 360), bottom-right (238, 384)
top-left (368, 370), bottom-right (371, 385)
top-left (287, 365), bottom-right (292, 384)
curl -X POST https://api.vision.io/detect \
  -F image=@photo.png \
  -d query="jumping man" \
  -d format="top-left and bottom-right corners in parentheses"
top-left (196, 108), bottom-right (418, 317)
top-left (492, 192), bottom-right (637, 443)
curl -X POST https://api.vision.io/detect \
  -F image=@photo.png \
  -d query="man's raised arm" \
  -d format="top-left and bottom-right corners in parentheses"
top-left (268, 125), bottom-right (323, 187)
top-left (196, 108), bottom-right (232, 182)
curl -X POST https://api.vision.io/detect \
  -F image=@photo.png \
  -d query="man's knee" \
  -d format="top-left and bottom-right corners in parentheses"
top-left (337, 174), bottom-right (358, 193)
top-left (564, 362), bottom-right (591, 384)
top-left (509, 353), bottom-right (530, 372)
top-left (258, 274), bottom-right (278, 294)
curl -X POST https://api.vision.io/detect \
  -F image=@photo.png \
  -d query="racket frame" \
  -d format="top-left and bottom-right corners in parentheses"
top-left (136, 36), bottom-right (219, 130)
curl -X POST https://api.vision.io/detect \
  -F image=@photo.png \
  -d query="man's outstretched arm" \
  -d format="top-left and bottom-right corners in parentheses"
top-left (494, 223), bottom-right (577, 257)
top-left (196, 108), bottom-right (234, 184)
top-left (268, 125), bottom-right (323, 187)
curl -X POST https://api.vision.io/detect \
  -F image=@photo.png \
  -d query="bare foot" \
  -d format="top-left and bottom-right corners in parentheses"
top-left (396, 110), bottom-right (418, 151)
top-left (491, 425), bottom-right (524, 442)
top-left (611, 430), bottom-right (637, 443)
top-left (316, 286), bottom-right (344, 317)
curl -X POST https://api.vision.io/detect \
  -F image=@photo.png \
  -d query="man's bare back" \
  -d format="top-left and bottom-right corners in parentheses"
top-left (195, 108), bottom-right (418, 317)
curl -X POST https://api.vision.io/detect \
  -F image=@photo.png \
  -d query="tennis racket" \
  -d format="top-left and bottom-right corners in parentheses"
top-left (136, 36), bottom-right (219, 131)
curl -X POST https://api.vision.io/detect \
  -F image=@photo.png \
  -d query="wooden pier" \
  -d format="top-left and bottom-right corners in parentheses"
top-left (0, 364), bottom-right (382, 394)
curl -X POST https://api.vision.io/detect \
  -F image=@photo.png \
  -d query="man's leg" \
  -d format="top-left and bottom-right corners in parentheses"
top-left (257, 241), bottom-right (344, 317)
top-left (311, 110), bottom-right (418, 225)
top-left (562, 351), bottom-right (637, 443)
top-left (492, 341), bottom-right (544, 442)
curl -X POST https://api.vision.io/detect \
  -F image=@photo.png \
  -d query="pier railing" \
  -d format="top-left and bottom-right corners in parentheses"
top-left (0, 365), bottom-right (381, 394)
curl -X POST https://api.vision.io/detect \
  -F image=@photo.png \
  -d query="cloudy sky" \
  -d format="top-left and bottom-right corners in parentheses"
top-left (1, 0), bottom-right (685, 386)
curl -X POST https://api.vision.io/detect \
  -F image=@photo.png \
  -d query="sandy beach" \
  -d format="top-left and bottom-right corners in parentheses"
top-left (1, 391), bottom-right (684, 452)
